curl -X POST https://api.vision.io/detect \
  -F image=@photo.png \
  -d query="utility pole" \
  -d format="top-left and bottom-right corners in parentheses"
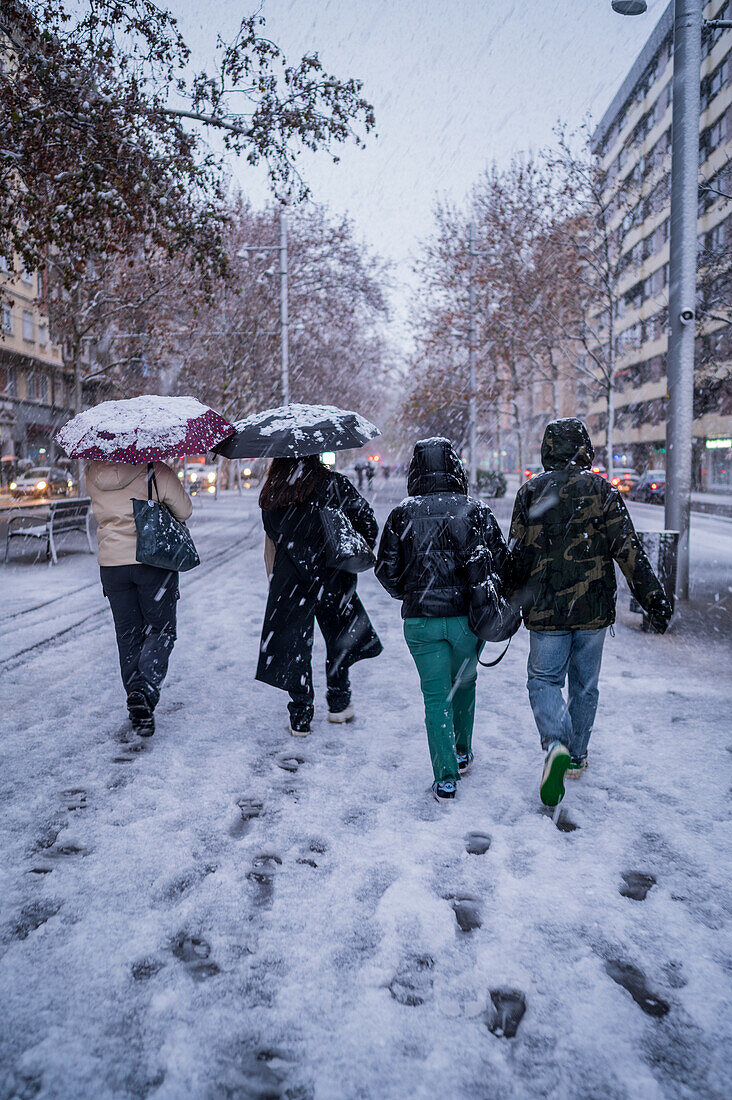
top-left (237, 206), bottom-right (290, 406)
top-left (467, 222), bottom-right (478, 495)
top-left (665, 0), bottom-right (702, 601)
top-left (279, 209), bottom-right (290, 405)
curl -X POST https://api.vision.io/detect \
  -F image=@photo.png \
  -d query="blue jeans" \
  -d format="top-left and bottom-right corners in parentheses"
top-left (527, 628), bottom-right (607, 758)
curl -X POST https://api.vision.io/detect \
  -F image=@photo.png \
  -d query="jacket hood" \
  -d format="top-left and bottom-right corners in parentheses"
top-left (86, 461), bottom-right (146, 491)
top-left (407, 437), bottom-right (468, 496)
top-left (541, 419), bottom-right (594, 471)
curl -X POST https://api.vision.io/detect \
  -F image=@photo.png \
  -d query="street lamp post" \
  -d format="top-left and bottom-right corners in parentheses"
top-left (237, 206), bottom-right (290, 406)
top-left (468, 222), bottom-right (478, 495)
top-left (665, 0), bottom-right (703, 601)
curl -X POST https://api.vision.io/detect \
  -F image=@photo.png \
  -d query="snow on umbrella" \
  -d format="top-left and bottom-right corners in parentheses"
top-left (212, 402), bottom-right (380, 459)
top-left (56, 395), bottom-right (235, 464)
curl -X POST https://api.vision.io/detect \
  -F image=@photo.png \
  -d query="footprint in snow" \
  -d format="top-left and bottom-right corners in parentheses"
top-left (60, 788), bottom-right (87, 812)
top-left (131, 957), bottom-right (166, 982)
top-left (274, 751), bottom-right (307, 773)
top-left (10, 899), bottom-right (62, 941)
top-left (445, 894), bottom-right (482, 932)
top-left (604, 959), bottom-right (670, 1017)
top-left (620, 871), bottom-right (656, 901)
top-left (486, 989), bottom-right (527, 1038)
top-left (171, 933), bottom-right (221, 980)
top-left (388, 954), bottom-right (435, 1006)
top-left (229, 796), bottom-right (264, 839)
top-left (540, 806), bottom-right (580, 832)
top-left (246, 854), bottom-right (282, 908)
top-left (465, 831), bottom-right (491, 855)
top-left (155, 864), bottom-right (217, 906)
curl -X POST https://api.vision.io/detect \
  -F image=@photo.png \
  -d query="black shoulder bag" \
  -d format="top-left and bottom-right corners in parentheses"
top-left (466, 550), bottom-right (521, 667)
top-left (133, 464), bottom-right (200, 572)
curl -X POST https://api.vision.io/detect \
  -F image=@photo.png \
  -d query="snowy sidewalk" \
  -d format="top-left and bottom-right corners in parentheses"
top-left (0, 494), bottom-right (730, 1099)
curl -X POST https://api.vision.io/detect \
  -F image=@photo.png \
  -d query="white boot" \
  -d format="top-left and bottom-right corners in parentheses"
top-left (327, 704), bottom-right (355, 724)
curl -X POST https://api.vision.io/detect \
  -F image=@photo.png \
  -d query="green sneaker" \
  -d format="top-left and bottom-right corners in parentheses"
top-left (566, 754), bottom-right (588, 779)
top-left (540, 742), bottom-right (571, 807)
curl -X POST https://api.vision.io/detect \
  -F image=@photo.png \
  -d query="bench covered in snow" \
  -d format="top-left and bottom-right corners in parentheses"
top-left (4, 498), bottom-right (95, 565)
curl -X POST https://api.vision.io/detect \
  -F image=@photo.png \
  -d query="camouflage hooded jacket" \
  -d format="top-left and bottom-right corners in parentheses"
top-left (508, 419), bottom-right (671, 631)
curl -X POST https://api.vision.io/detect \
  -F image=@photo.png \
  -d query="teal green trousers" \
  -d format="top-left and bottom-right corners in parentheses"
top-left (404, 615), bottom-right (481, 784)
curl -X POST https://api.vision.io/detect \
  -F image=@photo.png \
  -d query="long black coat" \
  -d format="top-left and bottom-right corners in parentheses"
top-left (376, 437), bottom-right (509, 619)
top-left (256, 471), bottom-right (382, 694)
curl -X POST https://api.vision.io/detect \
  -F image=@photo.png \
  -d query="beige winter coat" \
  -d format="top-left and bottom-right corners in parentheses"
top-left (87, 461), bottom-right (193, 566)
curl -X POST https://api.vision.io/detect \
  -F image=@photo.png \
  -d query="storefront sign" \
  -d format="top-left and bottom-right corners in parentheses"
top-left (705, 438), bottom-right (732, 449)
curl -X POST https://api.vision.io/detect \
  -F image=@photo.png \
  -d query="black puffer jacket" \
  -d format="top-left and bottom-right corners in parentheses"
top-left (376, 437), bottom-right (509, 618)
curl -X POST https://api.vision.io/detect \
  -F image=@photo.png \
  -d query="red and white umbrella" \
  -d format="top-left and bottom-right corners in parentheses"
top-left (56, 395), bottom-right (234, 464)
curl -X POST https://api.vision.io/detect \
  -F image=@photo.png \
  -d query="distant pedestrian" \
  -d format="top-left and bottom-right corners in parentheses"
top-left (354, 460), bottom-right (366, 489)
top-left (376, 438), bottom-right (509, 801)
top-left (87, 461), bottom-right (193, 735)
top-left (509, 418), bottom-right (671, 807)
top-left (257, 455), bottom-right (382, 735)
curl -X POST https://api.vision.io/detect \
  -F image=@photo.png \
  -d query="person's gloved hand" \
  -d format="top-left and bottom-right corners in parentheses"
top-left (646, 593), bottom-right (672, 634)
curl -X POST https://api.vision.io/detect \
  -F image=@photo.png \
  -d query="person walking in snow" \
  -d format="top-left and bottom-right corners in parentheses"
top-left (257, 454), bottom-right (383, 736)
top-left (508, 418), bottom-right (672, 808)
top-left (376, 438), bottom-right (509, 801)
top-left (87, 460), bottom-right (193, 736)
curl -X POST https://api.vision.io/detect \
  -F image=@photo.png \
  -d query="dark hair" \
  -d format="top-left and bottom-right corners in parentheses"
top-left (259, 455), bottom-right (329, 510)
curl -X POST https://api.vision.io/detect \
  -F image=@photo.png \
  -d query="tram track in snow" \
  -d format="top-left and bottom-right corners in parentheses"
top-left (0, 518), bottom-right (261, 676)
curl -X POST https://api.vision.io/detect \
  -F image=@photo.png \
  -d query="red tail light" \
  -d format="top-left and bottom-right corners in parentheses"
top-left (650, 482), bottom-right (657, 490)
top-left (611, 477), bottom-right (620, 485)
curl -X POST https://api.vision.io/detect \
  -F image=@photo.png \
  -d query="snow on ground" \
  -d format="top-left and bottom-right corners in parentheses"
top-left (0, 487), bottom-right (730, 1099)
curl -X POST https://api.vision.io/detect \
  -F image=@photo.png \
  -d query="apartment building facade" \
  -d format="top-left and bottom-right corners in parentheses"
top-left (589, 0), bottom-right (731, 491)
top-left (0, 262), bottom-right (75, 465)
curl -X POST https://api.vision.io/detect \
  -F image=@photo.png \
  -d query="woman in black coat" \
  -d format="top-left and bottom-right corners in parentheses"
top-left (256, 455), bottom-right (383, 735)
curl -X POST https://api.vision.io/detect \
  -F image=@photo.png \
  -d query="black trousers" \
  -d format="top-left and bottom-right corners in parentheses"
top-left (100, 564), bottom-right (178, 708)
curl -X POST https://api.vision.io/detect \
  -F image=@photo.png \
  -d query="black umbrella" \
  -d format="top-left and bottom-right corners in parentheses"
top-left (212, 402), bottom-right (380, 459)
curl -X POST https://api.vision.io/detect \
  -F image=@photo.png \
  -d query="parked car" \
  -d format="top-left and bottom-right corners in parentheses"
top-left (9, 466), bottom-right (75, 498)
top-left (630, 469), bottom-right (666, 504)
top-left (179, 464), bottom-right (218, 495)
top-left (610, 468), bottom-right (640, 494)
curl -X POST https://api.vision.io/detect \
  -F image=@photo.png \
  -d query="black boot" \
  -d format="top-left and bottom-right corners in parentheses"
top-left (127, 690), bottom-right (155, 736)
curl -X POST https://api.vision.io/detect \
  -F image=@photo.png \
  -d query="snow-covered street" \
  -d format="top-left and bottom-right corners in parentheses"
top-left (1, 488), bottom-right (731, 1099)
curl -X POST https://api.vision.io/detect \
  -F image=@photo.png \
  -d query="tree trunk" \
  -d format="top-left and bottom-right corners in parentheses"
top-left (606, 383), bottom-right (615, 482)
top-left (512, 398), bottom-right (524, 475)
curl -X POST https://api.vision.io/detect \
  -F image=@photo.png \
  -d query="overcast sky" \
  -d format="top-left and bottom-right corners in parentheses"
top-left (170, 0), bottom-right (670, 333)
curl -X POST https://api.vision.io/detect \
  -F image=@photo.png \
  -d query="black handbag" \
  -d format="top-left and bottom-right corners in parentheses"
top-left (466, 549), bottom-right (521, 666)
top-left (320, 505), bottom-right (376, 573)
top-left (133, 464), bottom-right (200, 572)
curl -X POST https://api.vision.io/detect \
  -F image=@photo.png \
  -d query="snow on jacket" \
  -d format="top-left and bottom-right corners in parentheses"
top-left (256, 470), bottom-right (382, 693)
top-left (508, 418), bottom-right (671, 632)
top-left (87, 461), bottom-right (193, 567)
top-left (376, 437), bottom-right (509, 619)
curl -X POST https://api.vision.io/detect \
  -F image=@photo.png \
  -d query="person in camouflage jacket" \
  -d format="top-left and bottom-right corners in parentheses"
top-left (508, 418), bottom-right (672, 807)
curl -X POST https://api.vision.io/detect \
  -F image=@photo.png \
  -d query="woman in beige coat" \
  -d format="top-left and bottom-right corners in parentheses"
top-left (87, 461), bottom-right (192, 735)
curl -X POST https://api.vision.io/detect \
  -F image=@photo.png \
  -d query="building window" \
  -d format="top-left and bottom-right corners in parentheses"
top-left (20, 267), bottom-right (33, 286)
top-left (26, 372), bottom-right (48, 402)
top-left (38, 322), bottom-right (48, 347)
top-left (5, 366), bottom-right (17, 396)
top-left (0, 255), bottom-right (8, 273)
top-left (22, 310), bottom-right (34, 341)
top-left (1, 303), bottom-right (12, 334)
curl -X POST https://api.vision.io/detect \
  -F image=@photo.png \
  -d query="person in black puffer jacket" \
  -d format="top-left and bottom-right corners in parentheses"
top-left (376, 437), bottom-right (509, 801)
